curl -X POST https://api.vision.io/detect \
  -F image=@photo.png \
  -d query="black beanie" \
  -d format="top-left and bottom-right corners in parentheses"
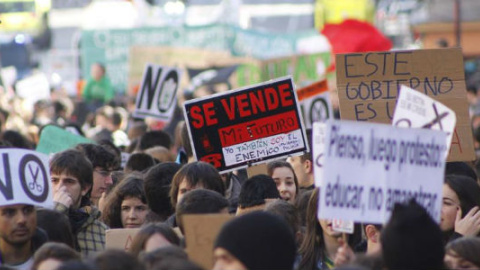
top-left (214, 211), bottom-right (296, 270)
top-left (381, 200), bottom-right (444, 270)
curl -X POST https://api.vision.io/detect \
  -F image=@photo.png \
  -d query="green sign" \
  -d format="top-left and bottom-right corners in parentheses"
top-left (36, 125), bottom-right (94, 155)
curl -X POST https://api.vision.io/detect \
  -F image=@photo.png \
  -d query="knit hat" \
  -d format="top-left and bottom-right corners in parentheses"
top-left (214, 211), bottom-right (296, 270)
top-left (381, 200), bottom-right (444, 270)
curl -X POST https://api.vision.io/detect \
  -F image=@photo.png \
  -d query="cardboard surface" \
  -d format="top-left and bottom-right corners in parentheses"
top-left (297, 80), bottom-right (333, 128)
top-left (183, 214), bottom-right (233, 270)
top-left (336, 48), bottom-right (475, 161)
top-left (105, 228), bottom-right (140, 251)
top-left (246, 163), bottom-right (268, 178)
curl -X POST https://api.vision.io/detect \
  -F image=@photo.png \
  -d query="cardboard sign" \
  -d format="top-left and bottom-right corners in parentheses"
top-left (318, 120), bottom-right (448, 224)
top-left (105, 228), bottom-right (140, 251)
top-left (336, 48), bottom-right (475, 161)
top-left (332, 219), bottom-right (354, 234)
top-left (36, 125), bottom-right (93, 155)
top-left (183, 214), bottom-right (233, 270)
top-left (297, 80), bottom-right (333, 129)
top-left (133, 64), bottom-right (181, 122)
top-left (0, 149), bottom-right (53, 208)
top-left (183, 77), bottom-right (308, 173)
top-left (312, 122), bottom-right (327, 187)
top-left (393, 85), bottom-right (456, 152)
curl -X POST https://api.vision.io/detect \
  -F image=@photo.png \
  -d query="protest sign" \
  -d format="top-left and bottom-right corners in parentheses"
top-left (36, 125), bottom-right (93, 155)
top-left (332, 219), bottom-right (354, 234)
top-left (317, 120), bottom-right (448, 224)
top-left (336, 48), bottom-right (474, 161)
top-left (183, 214), bottom-right (233, 270)
top-left (183, 77), bottom-right (308, 173)
top-left (393, 85), bottom-right (456, 152)
top-left (297, 80), bottom-right (333, 128)
top-left (0, 149), bottom-right (53, 208)
top-left (15, 73), bottom-right (51, 110)
top-left (133, 64), bottom-right (181, 122)
top-left (105, 228), bottom-right (139, 251)
top-left (312, 122), bottom-right (327, 187)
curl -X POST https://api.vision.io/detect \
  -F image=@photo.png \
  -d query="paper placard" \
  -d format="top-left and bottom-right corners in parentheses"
top-left (133, 64), bottom-right (181, 122)
top-left (105, 228), bottom-right (140, 251)
top-left (36, 125), bottom-right (93, 155)
top-left (332, 219), bottom-right (354, 234)
top-left (297, 80), bottom-right (333, 128)
top-left (336, 48), bottom-right (475, 161)
top-left (183, 214), bottom-right (233, 270)
top-left (393, 85), bottom-right (456, 152)
top-left (0, 149), bottom-right (53, 208)
top-left (318, 120), bottom-right (448, 224)
top-left (183, 76), bottom-right (308, 173)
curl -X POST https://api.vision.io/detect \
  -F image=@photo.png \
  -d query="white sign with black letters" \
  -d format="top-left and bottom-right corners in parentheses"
top-left (318, 120), bottom-right (448, 224)
top-left (393, 85), bottom-right (456, 152)
top-left (133, 64), bottom-right (181, 122)
top-left (0, 149), bottom-right (53, 208)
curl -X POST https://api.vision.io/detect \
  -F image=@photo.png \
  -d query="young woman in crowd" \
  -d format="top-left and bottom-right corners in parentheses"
top-left (101, 174), bottom-right (150, 229)
top-left (445, 237), bottom-right (480, 269)
top-left (267, 160), bottom-right (299, 204)
top-left (31, 242), bottom-right (80, 270)
top-left (129, 223), bottom-right (180, 257)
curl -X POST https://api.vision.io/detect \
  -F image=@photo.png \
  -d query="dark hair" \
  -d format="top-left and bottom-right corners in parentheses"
top-left (446, 237), bottom-right (480, 268)
top-left (267, 160), bottom-right (299, 195)
top-left (144, 162), bottom-right (181, 221)
top-left (238, 174), bottom-right (280, 208)
top-left (57, 261), bottom-right (94, 270)
top-left (138, 131), bottom-right (172, 151)
top-left (98, 139), bottom-right (122, 164)
top-left (124, 153), bottom-right (156, 173)
top-left (130, 223), bottom-right (180, 257)
top-left (445, 174), bottom-right (480, 220)
top-left (50, 149), bottom-right (93, 190)
top-left (148, 258), bottom-right (203, 270)
top-left (1, 130), bottom-right (33, 149)
top-left (102, 174), bottom-right (147, 228)
top-left (75, 143), bottom-right (119, 170)
top-left (90, 249), bottom-right (144, 270)
top-left (264, 199), bottom-right (300, 239)
top-left (295, 189), bottom-right (313, 227)
top-left (176, 189), bottom-right (229, 233)
top-left (36, 209), bottom-right (76, 249)
top-left (446, 162), bottom-right (477, 182)
top-left (139, 246), bottom-right (188, 269)
top-left (169, 161), bottom-right (225, 207)
top-left (32, 242), bottom-right (80, 270)
top-left (180, 122), bottom-right (193, 158)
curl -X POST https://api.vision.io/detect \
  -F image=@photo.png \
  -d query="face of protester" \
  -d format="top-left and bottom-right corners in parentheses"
top-left (92, 167), bottom-right (114, 202)
top-left (37, 258), bottom-right (62, 270)
top-left (445, 251), bottom-right (480, 269)
top-left (52, 172), bottom-right (90, 209)
top-left (176, 178), bottom-right (204, 206)
top-left (91, 64), bottom-right (104, 81)
top-left (144, 233), bottom-right (172, 253)
top-left (0, 204), bottom-right (36, 247)
top-left (441, 184), bottom-right (460, 232)
top-left (286, 156), bottom-right (309, 188)
top-left (121, 196), bottom-right (149, 229)
top-left (213, 247), bottom-right (248, 270)
top-left (272, 167), bottom-right (297, 203)
top-left (319, 219), bottom-right (342, 238)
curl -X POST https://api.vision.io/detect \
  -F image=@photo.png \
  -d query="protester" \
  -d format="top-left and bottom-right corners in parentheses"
top-left (130, 223), bottom-right (180, 257)
top-left (287, 129), bottom-right (314, 192)
top-left (124, 153), bottom-right (156, 173)
top-left (137, 130), bottom-right (172, 152)
top-left (36, 209), bottom-right (76, 249)
top-left (89, 250), bottom-right (144, 270)
top-left (264, 199), bottom-right (302, 246)
top-left (139, 246), bottom-right (189, 270)
top-left (31, 243), bottom-right (80, 270)
top-left (237, 174), bottom-right (280, 215)
top-left (445, 237), bottom-right (480, 269)
top-left (82, 62), bottom-right (114, 111)
top-left (267, 160), bottom-right (299, 204)
top-left (101, 174), bottom-right (150, 229)
top-left (50, 149), bottom-right (108, 256)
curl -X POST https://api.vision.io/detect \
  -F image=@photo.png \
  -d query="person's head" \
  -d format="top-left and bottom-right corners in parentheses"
top-left (32, 242), bottom-right (80, 270)
top-left (286, 130), bottom-right (313, 188)
top-left (124, 153), bottom-right (156, 173)
top-left (130, 223), bottom-right (180, 257)
top-left (295, 189), bottom-right (313, 227)
top-left (148, 257), bottom-right (203, 270)
top-left (176, 189), bottom-right (229, 233)
top-left (139, 246), bottom-right (188, 269)
top-left (137, 131), bottom-right (172, 151)
top-left (445, 237), bottom-right (480, 269)
top-left (127, 122), bottom-right (148, 141)
top-left (0, 204), bottom-right (36, 249)
top-left (213, 211), bottom-right (296, 270)
top-left (381, 200), bottom-right (444, 270)
top-left (446, 162), bottom-right (478, 182)
top-left (75, 143), bottom-right (119, 203)
top-left (441, 175), bottom-right (480, 232)
top-left (36, 209), bottom-right (75, 248)
top-left (1, 130), bottom-right (33, 149)
top-left (90, 249), bottom-right (144, 270)
top-left (144, 162), bottom-right (181, 221)
top-left (91, 62), bottom-right (106, 81)
top-left (169, 161), bottom-right (225, 208)
top-left (264, 199), bottom-right (301, 245)
top-left (267, 161), bottom-right (299, 204)
top-left (145, 146), bottom-right (175, 163)
top-left (237, 174), bottom-right (280, 211)
top-left (50, 150), bottom-right (93, 209)
top-left (102, 174), bottom-right (149, 229)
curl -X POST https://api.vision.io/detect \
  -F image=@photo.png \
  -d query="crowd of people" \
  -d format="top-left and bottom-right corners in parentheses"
top-left (1, 62), bottom-right (480, 270)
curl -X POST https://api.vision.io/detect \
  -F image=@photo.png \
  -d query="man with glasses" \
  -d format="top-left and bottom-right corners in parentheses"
top-left (75, 143), bottom-right (119, 207)
top-left (50, 149), bottom-right (108, 256)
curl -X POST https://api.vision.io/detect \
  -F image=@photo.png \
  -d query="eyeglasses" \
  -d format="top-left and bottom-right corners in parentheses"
top-left (94, 169), bottom-right (114, 177)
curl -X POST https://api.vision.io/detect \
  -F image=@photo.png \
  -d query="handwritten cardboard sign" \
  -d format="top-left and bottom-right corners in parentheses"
top-left (105, 228), bottom-right (140, 252)
top-left (317, 120), bottom-right (447, 224)
top-left (393, 85), bottom-right (456, 152)
top-left (133, 64), bottom-right (181, 122)
top-left (183, 214), bottom-right (233, 270)
top-left (336, 48), bottom-right (474, 161)
top-left (36, 125), bottom-right (93, 155)
top-left (183, 76), bottom-right (308, 173)
top-left (0, 149), bottom-right (53, 208)
top-left (297, 80), bottom-right (333, 128)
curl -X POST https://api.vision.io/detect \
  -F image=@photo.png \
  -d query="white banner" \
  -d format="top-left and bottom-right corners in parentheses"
top-left (0, 149), bottom-right (53, 208)
top-left (318, 120), bottom-right (448, 224)
top-left (312, 122), bottom-right (326, 187)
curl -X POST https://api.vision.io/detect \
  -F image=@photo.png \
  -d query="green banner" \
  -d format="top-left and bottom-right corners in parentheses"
top-left (36, 125), bottom-right (94, 155)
